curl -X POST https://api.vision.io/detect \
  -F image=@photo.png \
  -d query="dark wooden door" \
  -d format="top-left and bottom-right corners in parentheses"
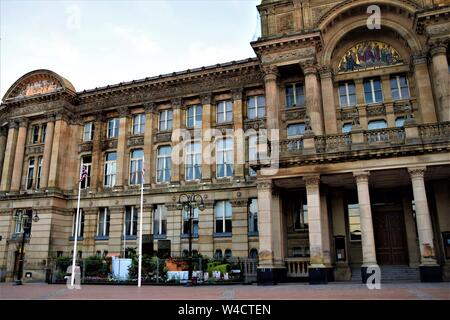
top-left (373, 210), bottom-right (409, 265)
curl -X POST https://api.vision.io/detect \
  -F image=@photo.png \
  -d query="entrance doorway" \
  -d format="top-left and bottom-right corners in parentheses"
top-left (373, 209), bottom-right (409, 265)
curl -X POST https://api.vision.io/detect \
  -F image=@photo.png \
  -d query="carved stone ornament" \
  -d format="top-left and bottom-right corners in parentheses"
top-left (231, 88), bottom-right (243, 101)
top-left (144, 102), bottom-right (157, 114)
top-left (19, 118), bottom-right (29, 128)
top-left (353, 171), bottom-right (370, 183)
top-left (201, 93), bottom-right (212, 105)
top-left (303, 175), bottom-right (320, 187)
top-left (231, 199), bottom-right (248, 207)
top-left (256, 179), bottom-right (272, 191)
top-left (8, 120), bottom-right (19, 129)
top-left (261, 65), bottom-right (279, 79)
top-left (156, 132), bottom-right (172, 143)
top-left (79, 142), bottom-right (93, 153)
top-left (118, 106), bottom-right (129, 118)
top-left (408, 167), bottom-right (426, 179)
top-left (171, 97), bottom-right (182, 109)
top-left (127, 135), bottom-right (144, 147)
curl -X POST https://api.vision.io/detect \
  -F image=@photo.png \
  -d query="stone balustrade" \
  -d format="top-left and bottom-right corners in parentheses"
top-left (285, 257), bottom-right (310, 278)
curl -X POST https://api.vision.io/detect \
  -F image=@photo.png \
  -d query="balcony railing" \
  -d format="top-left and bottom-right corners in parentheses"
top-left (285, 257), bottom-right (309, 278)
top-left (419, 122), bottom-right (450, 143)
top-left (365, 127), bottom-right (405, 144)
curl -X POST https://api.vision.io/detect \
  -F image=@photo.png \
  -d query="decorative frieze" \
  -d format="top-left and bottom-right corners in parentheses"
top-left (285, 107), bottom-right (306, 121)
top-left (79, 142), bottom-right (93, 153)
top-left (127, 135), bottom-right (144, 147)
top-left (27, 144), bottom-right (44, 155)
top-left (144, 102), bottom-right (157, 114)
top-left (102, 139), bottom-right (118, 150)
top-left (155, 132), bottom-right (172, 143)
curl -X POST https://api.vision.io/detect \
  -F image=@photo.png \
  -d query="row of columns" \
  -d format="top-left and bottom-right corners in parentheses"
top-left (256, 166), bottom-right (439, 283)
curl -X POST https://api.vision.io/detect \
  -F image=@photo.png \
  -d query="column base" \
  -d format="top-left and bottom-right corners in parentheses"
top-left (419, 265), bottom-right (443, 282)
top-left (361, 265), bottom-right (380, 284)
top-left (256, 267), bottom-right (286, 285)
top-left (309, 267), bottom-right (328, 285)
top-left (326, 267), bottom-right (335, 282)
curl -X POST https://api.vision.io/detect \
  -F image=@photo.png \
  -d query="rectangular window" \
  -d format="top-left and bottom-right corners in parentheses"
top-left (214, 201), bottom-right (232, 234)
top-left (339, 81), bottom-right (357, 107)
top-left (183, 207), bottom-right (199, 236)
top-left (159, 110), bottom-right (173, 131)
top-left (132, 114), bottom-right (145, 135)
top-left (80, 156), bottom-right (92, 189)
top-left (36, 157), bottom-right (43, 189)
top-left (129, 149), bottom-right (144, 185)
top-left (364, 78), bottom-right (383, 104)
top-left (216, 100), bottom-right (233, 123)
top-left (83, 122), bottom-right (94, 142)
top-left (156, 146), bottom-right (171, 183)
top-left (287, 123), bottom-right (305, 137)
top-left (124, 206), bottom-right (138, 236)
top-left (348, 204), bottom-right (361, 241)
top-left (97, 208), bottom-right (110, 237)
top-left (40, 124), bottom-right (47, 143)
top-left (248, 198), bottom-right (258, 234)
top-left (14, 210), bottom-right (32, 235)
top-left (186, 105), bottom-right (202, 128)
top-left (31, 125), bottom-right (40, 144)
top-left (294, 199), bottom-right (308, 231)
top-left (107, 118), bottom-right (119, 139)
top-left (285, 83), bottom-right (305, 107)
top-left (72, 209), bottom-right (85, 238)
top-left (342, 123), bottom-right (353, 133)
top-left (247, 96), bottom-right (265, 119)
top-left (26, 158), bottom-right (35, 190)
top-left (185, 142), bottom-right (202, 181)
top-left (104, 152), bottom-right (117, 187)
top-left (390, 74), bottom-right (410, 100)
top-left (153, 205), bottom-right (167, 235)
top-left (216, 138), bottom-right (234, 178)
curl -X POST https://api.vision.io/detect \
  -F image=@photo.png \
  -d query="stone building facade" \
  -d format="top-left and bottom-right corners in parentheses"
top-left (0, 0), bottom-right (449, 284)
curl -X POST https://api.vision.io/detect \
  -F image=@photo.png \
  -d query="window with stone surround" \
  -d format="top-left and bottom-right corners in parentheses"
top-left (348, 204), bottom-right (361, 242)
top-left (154, 205), bottom-right (167, 236)
top-left (249, 248), bottom-right (258, 259)
top-left (104, 152), bottom-right (117, 187)
top-left (83, 122), bottom-right (94, 142)
top-left (36, 156), bottom-right (42, 189)
top-left (214, 249), bottom-right (223, 259)
top-left (248, 198), bottom-right (258, 234)
top-left (159, 109), bottom-right (172, 131)
top-left (97, 208), bottom-right (110, 237)
top-left (124, 206), bottom-right (138, 236)
top-left (182, 207), bottom-right (199, 236)
top-left (224, 249), bottom-right (232, 259)
top-left (342, 123), bottom-right (353, 133)
top-left (129, 149), bottom-right (144, 185)
top-left (395, 117), bottom-right (405, 127)
top-left (71, 209), bottom-right (85, 238)
top-left (363, 77), bottom-right (383, 104)
top-left (287, 123), bottom-right (305, 137)
top-left (107, 118), bottom-right (119, 139)
top-left (31, 125), bottom-right (40, 144)
top-left (14, 209), bottom-right (32, 235)
top-left (339, 81), bottom-right (356, 107)
top-left (156, 146), bottom-right (171, 183)
top-left (216, 100), bottom-right (233, 123)
top-left (80, 155), bottom-right (92, 189)
top-left (132, 113), bottom-right (145, 135)
top-left (285, 82), bottom-right (305, 108)
top-left (186, 105), bottom-right (202, 128)
top-left (390, 74), bottom-right (410, 100)
top-left (216, 138), bottom-right (233, 178)
top-left (368, 119), bottom-right (387, 130)
top-left (214, 200), bottom-right (232, 234)
top-left (293, 198), bottom-right (308, 231)
top-left (26, 158), bottom-right (35, 190)
top-left (185, 141), bottom-right (202, 181)
top-left (247, 95), bottom-right (265, 119)
top-left (40, 123), bottom-right (47, 143)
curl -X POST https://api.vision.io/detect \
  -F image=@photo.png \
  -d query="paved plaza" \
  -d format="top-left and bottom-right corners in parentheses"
top-left (0, 282), bottom-right (448, 300)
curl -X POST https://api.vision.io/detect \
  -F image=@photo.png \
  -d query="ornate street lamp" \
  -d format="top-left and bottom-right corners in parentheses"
top-left (13, 210), bottom-right (39, 285)
top-left (176, 193), bottom-right (205, 286)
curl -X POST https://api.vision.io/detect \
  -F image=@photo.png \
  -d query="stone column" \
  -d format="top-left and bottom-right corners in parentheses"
top-left (256, 179), bottom-right (286, 284)
top-left (412, 52), bottom-right (437, 123)
top-left (171, 98), bottom-right (182, 184)
top-left (48, 112), bottom-right (69, 189)
top-left (262, 65), bottom-right (280, 132)
top-left (232, 88), bottom-right (245, 179)
top-left (381, 75), bottom-right (392, 101)
top-left (430, 43), bottom-right (450, 122)
top-left (353, 171), bottom-right (378, 283)
top-left (83, 207), bottom-right (98, 256)
top-left (198, 201), bottom-right (214, 257)
top-left (304, 174), bottom-right (327, 284)
top-left (319, 67), bottom-right (338, 134)
top-left (231, 199), bottom-right (249, 258)
top-left (91, 113), bottom-right (104, 190)
top-left (108, 206), bottom-right (125, 255)
top-left (0, 127), bottom-right (8, 183)
top-left (303, 63), bottom-right (324, 136)
top-left (144, 103), bottom-right (156, 186)
top-left (320, 191), bottom-right (333, 280)
top-left (408, 167), bottom-right (442, 282)
top-left (115, 107), bottom-right (129, 188)
top-left (201, 94), bottom-right (212, 182)
top-left (0, 121), bottom-right (18, 192)
top-left (40, 114), bottom-right (55, 189)
top-left (10, 118), bottom-right (29, 192)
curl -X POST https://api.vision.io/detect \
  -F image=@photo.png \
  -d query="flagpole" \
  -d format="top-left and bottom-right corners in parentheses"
top-left (71, 167), bottom-right (83, 287)
top-left (138, 156), bottom-right (144, 287)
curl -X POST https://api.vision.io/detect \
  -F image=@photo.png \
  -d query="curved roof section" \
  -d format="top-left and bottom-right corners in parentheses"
top-left (2, 69), bottom-right (76, 103)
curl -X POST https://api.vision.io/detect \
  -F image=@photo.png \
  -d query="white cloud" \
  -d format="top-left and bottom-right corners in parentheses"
top-left (111, 25), bottom-right (161, 55)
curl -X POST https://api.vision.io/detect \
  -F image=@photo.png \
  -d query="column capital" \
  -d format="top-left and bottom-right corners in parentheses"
top-left (429, 42), bottom-right (448, 57)
top-left (46, 113), bottom-right (56, 122)
top-left (303, 174), bottom-right (320, 187)
top-left (83, 207), bottom-right (99, 215)
top-left (118, 106), bottom-right (129, 118)
top-left (408, 166), bottom-right (426, 179)
top-left (171, 97), bottom-right (182, 109)
top-left (200, 93), bottom-right (212, 105)
top-left (319, 66), bottom-right (333, 79)
top-left (18, 118), bottom-right (29, 128)
top-left (261, 65), bottom-right (279, 81)
top-left (95, 111), bottom-right (106, 123)
top-left (256, 179), bottom-right (272, 191)
top-left (231, 88), bottom-right (244, 101)
top-left (0, 126), bottom-right (7, 136)
top-left (54, 110), bottom-right (71, 122)
top-left (144, 102), bottom-right (157, 114)
top-left (8, 120), bottom-right (19, 129)
top-left (301, 61), bottom-right (318, 76)
top-left (354, 171), bottom-right (370, 183)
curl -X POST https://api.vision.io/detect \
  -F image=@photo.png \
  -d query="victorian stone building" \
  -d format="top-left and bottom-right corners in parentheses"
top-left (0, 0), bottom-right (449, 284)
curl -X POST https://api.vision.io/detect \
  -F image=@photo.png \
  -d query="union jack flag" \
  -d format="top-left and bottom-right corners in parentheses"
top-left (79, 164), bottom-right (88, 182)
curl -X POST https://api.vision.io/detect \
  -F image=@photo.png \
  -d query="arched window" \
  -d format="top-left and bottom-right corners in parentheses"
top-left (368, 119), bottom-right (387, 130)
top-left (342, 123), bottom-right (352, 133)
top-left (249, 248), bottom-right (258, 259)
top-left (395, 117), bottom-right (405, 127)
top-left (224, 249), bottom-right (232, 259)
top-left (214, 249), bottom-right (222, 260)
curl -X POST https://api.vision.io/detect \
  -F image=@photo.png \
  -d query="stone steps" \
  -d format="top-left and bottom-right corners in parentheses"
top-left (350, 266), bottom-right (420, 281)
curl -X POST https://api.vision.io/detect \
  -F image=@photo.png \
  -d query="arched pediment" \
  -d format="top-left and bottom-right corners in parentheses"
top-left (2, 69), bottom-right (76, 102)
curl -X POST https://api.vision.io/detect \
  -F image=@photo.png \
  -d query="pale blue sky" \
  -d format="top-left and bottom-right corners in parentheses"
top-left (0, 0), bottom-right (261, 98)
